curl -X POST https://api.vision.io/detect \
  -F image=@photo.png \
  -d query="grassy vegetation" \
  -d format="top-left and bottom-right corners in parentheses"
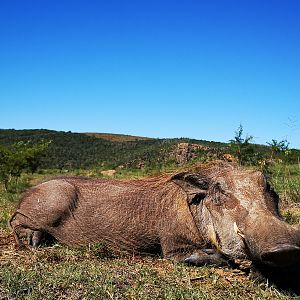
top-left (264, 162), bottom-right (300, 226)
top-left (0, 163), bottom-right (300, 299)
top-left (268, 163), bottom-right (300, 206)
top-left (0, 242), bottom-right (294, 300)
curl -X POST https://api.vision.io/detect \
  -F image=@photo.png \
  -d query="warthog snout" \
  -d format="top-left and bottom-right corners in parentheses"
top-left (233, 219), bottom-right (300, 267)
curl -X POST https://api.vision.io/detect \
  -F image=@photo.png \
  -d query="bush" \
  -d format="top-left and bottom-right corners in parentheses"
top-left (0, 141), bottom-right (50, 190)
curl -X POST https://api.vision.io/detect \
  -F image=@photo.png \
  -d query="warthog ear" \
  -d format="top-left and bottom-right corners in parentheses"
top-left (171, 172), bottom-right (210, 205)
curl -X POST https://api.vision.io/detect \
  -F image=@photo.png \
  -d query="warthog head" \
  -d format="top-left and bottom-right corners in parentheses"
top-left (173, 163), bottom-right (300, 267)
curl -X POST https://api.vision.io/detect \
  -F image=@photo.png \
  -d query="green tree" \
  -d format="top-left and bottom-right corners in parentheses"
top-left (267, 139), bottom-right (289, 160)
top-left (24, 141), bottom-right (51, 173)
top-left (0, 141), bottom-right (50, 190)
top-left (0, 145), bottom-right (11, 190)
top-left (229, 125), bottom-right (254, 165)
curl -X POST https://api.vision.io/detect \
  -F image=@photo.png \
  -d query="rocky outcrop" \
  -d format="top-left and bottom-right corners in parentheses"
top-left (222, 153), bottom-right (237, 162)
top-left (171, 143), bottom-right (210, 165)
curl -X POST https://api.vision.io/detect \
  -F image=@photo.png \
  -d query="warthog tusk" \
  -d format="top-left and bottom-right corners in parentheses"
top-left (234, 222), bottom-right (245, 239)
top-left (207, 225), bottom-right (221, 252)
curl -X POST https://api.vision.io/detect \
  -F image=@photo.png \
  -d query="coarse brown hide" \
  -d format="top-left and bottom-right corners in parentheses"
top-left (10, 162), bottom-right (300, 268)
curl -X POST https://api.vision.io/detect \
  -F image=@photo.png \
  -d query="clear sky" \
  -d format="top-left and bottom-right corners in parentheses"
top-left (1, 0), bottom-right (299, 148)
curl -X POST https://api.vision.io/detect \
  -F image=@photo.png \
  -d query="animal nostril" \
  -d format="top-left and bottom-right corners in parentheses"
top-left (261, 244), bottom-right (300, 267)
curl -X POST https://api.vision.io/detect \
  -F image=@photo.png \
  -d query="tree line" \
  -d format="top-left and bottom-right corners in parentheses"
top-left (228, 124), bottom-right (293, 166)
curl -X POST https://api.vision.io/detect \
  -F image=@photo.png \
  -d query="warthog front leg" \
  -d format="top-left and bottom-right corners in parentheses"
top-left (163, 245), bottom-right (230, 267)
top-left (184, 249), bottom-right (229, 267)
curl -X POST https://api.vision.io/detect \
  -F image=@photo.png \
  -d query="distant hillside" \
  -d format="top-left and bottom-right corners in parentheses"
top-left (1, 129), bottom-right (299, 170)
top-left (0, 129), bottom-right (223, 170)
top-left (85, 132), bottom-right (153, 142)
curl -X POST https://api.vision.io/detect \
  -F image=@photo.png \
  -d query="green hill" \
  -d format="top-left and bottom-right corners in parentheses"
top-left (0, 129), bottom-right (218, 170)
top-left (0, 129), bottom-right (299, 170)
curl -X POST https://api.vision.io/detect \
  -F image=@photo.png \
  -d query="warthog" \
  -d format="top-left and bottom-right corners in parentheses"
top-left (10, 162), bottom-right (300, 267)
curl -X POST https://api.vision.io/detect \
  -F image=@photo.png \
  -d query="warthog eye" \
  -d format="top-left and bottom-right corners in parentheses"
top-left (171, 172), bottom-right (210, 205)
top-left (189, 192), bottom-right (207, 205)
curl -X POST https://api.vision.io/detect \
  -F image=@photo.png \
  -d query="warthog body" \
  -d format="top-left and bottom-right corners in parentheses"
top-left (10, 162), bottom-right (300, 267)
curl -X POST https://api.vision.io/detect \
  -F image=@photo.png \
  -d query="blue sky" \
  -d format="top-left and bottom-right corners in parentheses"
top-left (0, 0), bottom-right (299, 148)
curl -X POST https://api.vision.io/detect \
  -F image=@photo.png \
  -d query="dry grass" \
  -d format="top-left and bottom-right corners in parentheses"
top-left (85, 133), bottom-right (153, 142)
top-left (0, 232), bottom-right (294, 300)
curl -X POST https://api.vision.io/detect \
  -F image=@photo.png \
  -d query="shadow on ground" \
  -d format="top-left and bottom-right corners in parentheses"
top-left (253, 263), bottom-right (300, 295)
